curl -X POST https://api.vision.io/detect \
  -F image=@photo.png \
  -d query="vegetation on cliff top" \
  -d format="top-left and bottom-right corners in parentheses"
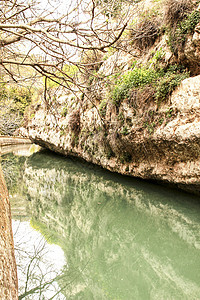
top-left (0, 0), bottom-right (199, 136)
top-left (111, 63), bottom-right (189, 107)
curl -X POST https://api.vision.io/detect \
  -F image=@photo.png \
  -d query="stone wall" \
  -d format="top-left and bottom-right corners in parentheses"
top-left (0, 136), bottom-right (31, 147)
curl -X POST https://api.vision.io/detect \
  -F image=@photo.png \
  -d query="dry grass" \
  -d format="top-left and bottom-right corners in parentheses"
top-left (129, 18), bottom-right (160, 50)
top-left (136, 85), bottom-right (156, 103)
top-left (68, 109), bottom-right (80, 133)
top-left (164, 0), bottom-right (193, 27)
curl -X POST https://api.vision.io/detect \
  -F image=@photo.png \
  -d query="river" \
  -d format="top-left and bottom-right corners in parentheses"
top-left (1, 144), bottom-right (200, 300)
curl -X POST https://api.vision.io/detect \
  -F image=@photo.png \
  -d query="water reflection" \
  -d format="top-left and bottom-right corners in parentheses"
top-left (0, 143), bottom-right (40, 156)
top-left (13, 220), bottom-right (66, 300)
top-left (2, 150), bottom-right (200, 299)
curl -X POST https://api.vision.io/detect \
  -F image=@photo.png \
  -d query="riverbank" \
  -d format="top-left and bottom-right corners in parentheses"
top-left (0, 136), bottom-right (31, 147)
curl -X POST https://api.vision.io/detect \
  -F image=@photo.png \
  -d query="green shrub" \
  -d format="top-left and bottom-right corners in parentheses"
top-left (99, 99), bottom-right (107, 117)
top-left (111, 63), bottom-right (189, 106)
top-left (105, 147), bottom-right (115, 159)
top-left (182, 10), bottom-right (200, 32)
top-left (144, 121), bottom-right (155, 134)
top-left (95, 0), bottom-right (123, 18)
top-left (121, 126), bottom-right (129, 136)
top-left (166, 107), bottom-right (173, 118)
top-left (155, 71), bottom-right (189, 101)
top-left (0, 85), bottom-right (32, 115)
top-left (0, 85), bottom-right (32, 135)
top-left (117, 112), bottom-right (124, 124)
top-left (60, 130), bottom-right (65, 136)
top-left (112, 66), bottom-right (159, 106)
top-left (167, 9), bottom-right (200, 53)
top-left (149, 48), bottom-right (165, 67)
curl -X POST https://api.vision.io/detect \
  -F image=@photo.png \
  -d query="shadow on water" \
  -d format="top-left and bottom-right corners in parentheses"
top-left (2, 149), bottom-right (200, 300)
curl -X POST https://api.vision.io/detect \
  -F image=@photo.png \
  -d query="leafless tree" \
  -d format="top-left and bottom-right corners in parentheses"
top-left (0, 0), bottom-right (139, 128)
top-left (0, 0), bottom-right (131, 86)
top-left (12, 220), bottom-right (90, 300)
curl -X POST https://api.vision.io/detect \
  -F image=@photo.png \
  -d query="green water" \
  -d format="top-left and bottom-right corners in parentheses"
top-left (1, 149), bottom-right (200, 300)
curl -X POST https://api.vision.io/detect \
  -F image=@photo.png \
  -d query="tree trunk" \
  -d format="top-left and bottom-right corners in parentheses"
top-left (0, 165), bottom-right (18, 299)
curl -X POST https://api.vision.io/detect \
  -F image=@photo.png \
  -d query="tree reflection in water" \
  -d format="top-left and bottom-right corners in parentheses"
top-left (13, 220), bottom-right (67, 300)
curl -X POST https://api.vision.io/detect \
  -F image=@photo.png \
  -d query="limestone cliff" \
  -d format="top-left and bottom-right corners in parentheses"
top-left (23, 0), bottom-right (200, 195)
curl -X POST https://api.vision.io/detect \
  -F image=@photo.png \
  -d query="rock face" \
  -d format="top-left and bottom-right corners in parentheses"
top-left (25, 74), bottom-right (200, 196)
top-left (23, 1), bottom-right (200, 196)
top-left (0, 166), bottom-right (18, 299)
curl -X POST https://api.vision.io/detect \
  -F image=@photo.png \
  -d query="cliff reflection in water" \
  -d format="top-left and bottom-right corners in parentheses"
top-left (3, 150), bottom-right (200, 299)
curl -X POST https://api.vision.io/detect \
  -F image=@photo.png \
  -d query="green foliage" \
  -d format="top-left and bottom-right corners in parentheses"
top-left (144, 121), bottom-right (155, 134)
top-left (30, 113), bottom-right (35, 119)
top-left (167, 10), bottom-right (200, 53)
top-left (105, 147), bottom-right (115, 159)
top-left (180, 10), bottom-right (200, 35)
top-left (111, 62), bottom-right (189, 106)
top-left (155, 69), bottom-right (189, 101)
top-left (125, 166), bottom-right (129, 172)
top-left (95, 0), bottom-right (123, 18)
top-left (61, 105), bottom-right (68, 117)
top-left (149, 48), bottom-right (165, 67)
top-left (46, 64), bottom-right (78, 88)
top-left (99, 99), bottom-right (107, 116)
top-left (159, 117), bottom-right (164, 125)
top-left (0, 84), bottom-right (32, 134)
top-left (71, 132), bottom-right (79, 146)
top-left (117, 112), bottom-right (124, 124)
top-left (0, 85), bottom-right (32, 115)
top-left (60, 130), bottom-right (65, 136)
top-left (166, 107), bottom-right (173, 118)
top-left (112, 66), bottom-right (159, 106)
top-left (121, 126), bottom-right (129, 136)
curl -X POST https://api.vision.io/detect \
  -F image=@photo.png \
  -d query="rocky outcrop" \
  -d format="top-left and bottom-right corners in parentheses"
top-left (0, 166), bottom-right (18, 299)
top-left (22, 0), bottom-right (200, 196)
top-left (24, 74), bottom-right (200, 195)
